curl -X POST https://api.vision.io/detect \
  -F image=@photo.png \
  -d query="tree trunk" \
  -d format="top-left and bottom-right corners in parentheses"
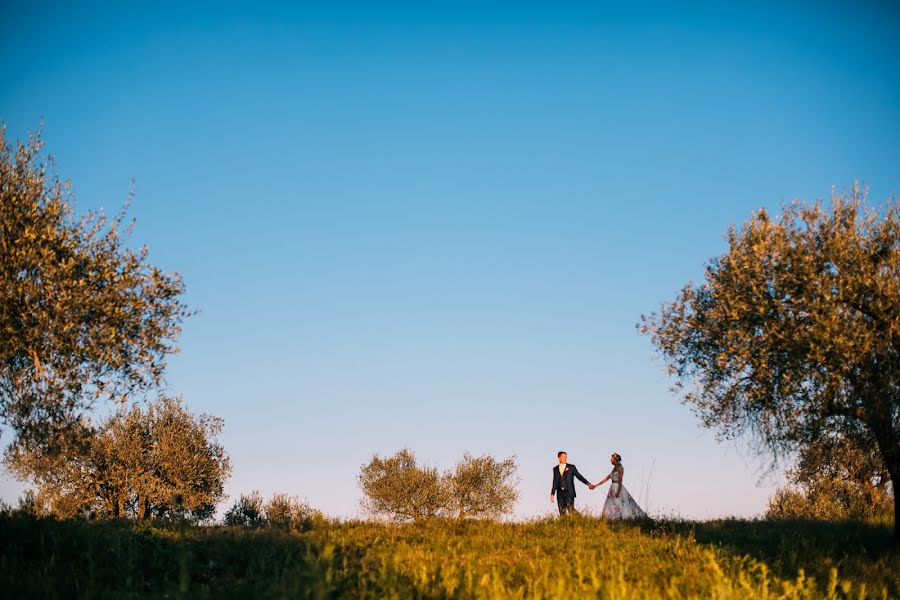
top-left (877, 435), bottom-right (899, 542)
top-left (894, 489), bottom-right (899, 542)
top-left (889, 455), bottom-right (899, 542)
top-left (138, 497), bottom-right (148, 521)
top-left (865, 400), bottom-right (898, 542)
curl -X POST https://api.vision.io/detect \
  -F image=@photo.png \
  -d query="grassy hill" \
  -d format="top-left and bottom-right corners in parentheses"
top-left (1, 512), bottom-right (897, 598)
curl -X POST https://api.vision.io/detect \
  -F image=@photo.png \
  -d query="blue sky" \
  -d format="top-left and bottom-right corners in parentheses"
top-left (2, 1), bottom-right (899, 518)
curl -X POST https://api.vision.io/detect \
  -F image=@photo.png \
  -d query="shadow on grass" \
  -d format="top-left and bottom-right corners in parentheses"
top-left (645, 517), bottom-right (899, 593)
top-left (0, 512), bottom-right (436, 598)
top-left (3, 511), bottom-right (898, 597)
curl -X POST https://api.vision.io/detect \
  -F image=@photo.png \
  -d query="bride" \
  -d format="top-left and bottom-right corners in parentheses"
top-left (592, 453), bottom-right (647, 519)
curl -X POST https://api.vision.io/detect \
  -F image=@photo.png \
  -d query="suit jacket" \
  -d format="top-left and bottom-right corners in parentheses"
top-left (551, 463), bottom-right (590, 499)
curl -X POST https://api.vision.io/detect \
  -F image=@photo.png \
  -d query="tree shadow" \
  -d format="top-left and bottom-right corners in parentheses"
top-left (647, 518), bottom-right (899, 592)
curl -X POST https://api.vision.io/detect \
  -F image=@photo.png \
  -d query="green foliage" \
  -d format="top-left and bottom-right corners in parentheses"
top-left (641, 187), bottom-right (900, 537)
top-left (224, 490), bottom-right (266, 528)
top-left (16, 490), bottom-right (37, 515)
top-left (448, 452), bottom-right (519, 520)
top-left (358, 448), bottom-right (451, 521)
top-left (263, 493), bottom-right (321, 532)
top-left (358, 448), bottom-right (519, 522)
top-left (0, 126), bottom-right (192, 446)
top-left (767, 433), bottom-right (894, 522)
top-left (767, 480), bottom-right (894, 523)
top-left (223, 491), bottom-right (323, 532)
top-left (1, 512), bottom-right (897, 598)
top-left (4, 396), bottom-right (231, 521)
top-left (768, 485), bottom-right (855, 522)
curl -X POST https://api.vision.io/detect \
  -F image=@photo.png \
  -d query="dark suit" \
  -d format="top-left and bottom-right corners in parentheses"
top-left (551, 463), bottom-right (591, 515)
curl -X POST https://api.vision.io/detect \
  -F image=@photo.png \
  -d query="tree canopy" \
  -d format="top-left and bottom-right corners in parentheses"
top-left (5, 395), bottom-right (231, 521)
top-left (358, 448), bottom-right (519, 522)
top-left (358, 449), bottom-right (448, 521)
top-left (447, 453), bottom-right (519, 520)
top-left (223, 491), bottom-right (321, 531)
top-left (0, 126), bottom-right (192, 446)
top-left (641, 186), bottom-right (898, 536)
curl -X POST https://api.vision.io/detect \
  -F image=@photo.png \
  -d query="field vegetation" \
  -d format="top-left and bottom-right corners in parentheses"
top-left (2, 127), bottom-right (897, 598)
top-left (1, 511), bottom-right (897, 599)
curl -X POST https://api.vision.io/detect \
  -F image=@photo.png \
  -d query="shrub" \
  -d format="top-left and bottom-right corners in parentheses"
top-left (447, 453), bottom-right (519, 520)
top-left (767, 477), bottom-right (894, 521)
top-left (224, 490), bottom-right (266, 528)
top-left (358, 449), bottom-right (447, 521)
top-left (358, 449), bottom-right (519, 522)
top-left (263, 493), bottom-right (321, 532)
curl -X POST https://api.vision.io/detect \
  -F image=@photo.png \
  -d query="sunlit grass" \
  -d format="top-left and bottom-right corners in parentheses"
top-left (1, 512), bottom-right (896, 598)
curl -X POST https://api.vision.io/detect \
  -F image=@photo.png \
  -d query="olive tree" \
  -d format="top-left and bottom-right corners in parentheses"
top-left (223, 490), bottom-right (266, 528)
top-left (447, 453), bottom-right (519, 520)
top-left (640, 186), bottom-right (898, 537)
top-left (263, 493), bottom-right (321, 531)
top-left (358, 449), bottom-right (519, 521)
top-left (5, 395), bottom-right (231, 521)
top-left (0, 126), bottom-right (192, 447)
top-left (222, 492), bottom-right (321, 530)
top-left (358, 448), bottom-right (448, 521)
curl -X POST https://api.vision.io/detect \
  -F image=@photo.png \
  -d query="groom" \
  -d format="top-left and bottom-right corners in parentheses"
top-left (550, 451), bottom-right (593, 515)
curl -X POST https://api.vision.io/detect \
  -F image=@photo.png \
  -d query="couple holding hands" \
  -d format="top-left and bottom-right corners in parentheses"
top-left (550, 450), bottom-right (647, 519)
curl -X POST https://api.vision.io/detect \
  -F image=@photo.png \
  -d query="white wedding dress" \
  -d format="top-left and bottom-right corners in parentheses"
top-left (601, 468), bottom-right (647, 519)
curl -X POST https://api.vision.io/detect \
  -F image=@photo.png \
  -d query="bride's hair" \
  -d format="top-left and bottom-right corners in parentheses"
top-left (611, 452), bottom-right (622, 467)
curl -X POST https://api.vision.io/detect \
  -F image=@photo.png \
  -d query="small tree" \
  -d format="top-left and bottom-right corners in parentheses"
top-left (224, 490), bottom-right (266, 528)
top-left (358, 449), bottom-right (520, 522)
top-left (446, 453), bottom-right (519, 520)
top-left (0, 126), bottom-right (192, 448)
top-left (16, 490), bottom-right (38, 515)
top-left (358, 449), bottom-right (447, 522)
top-left (641, 187), bottom-right (899, 538)
top-left (5, 396), bottom-right (231, 521)
top-left (264, 493), bottom-right (321, 531)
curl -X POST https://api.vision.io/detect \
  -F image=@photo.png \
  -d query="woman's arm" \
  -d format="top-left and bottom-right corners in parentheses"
top-left (615, 467), bottom-right (623, 497)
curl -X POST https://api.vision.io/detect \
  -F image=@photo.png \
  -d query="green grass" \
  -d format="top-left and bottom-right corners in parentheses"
top-left (1, 512), bottom-right (897, 598)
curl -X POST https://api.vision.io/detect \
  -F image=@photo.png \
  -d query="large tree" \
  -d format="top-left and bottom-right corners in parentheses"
top-left (0, 126), bottom-right (191, 446)
top-left (5, 395), bottom-right (231, 521)
top-left (640, 186), bottom-right (898, 537)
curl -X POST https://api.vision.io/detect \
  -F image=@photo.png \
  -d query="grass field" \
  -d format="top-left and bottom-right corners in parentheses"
top-left (1, 512), bottom-right (897, 599)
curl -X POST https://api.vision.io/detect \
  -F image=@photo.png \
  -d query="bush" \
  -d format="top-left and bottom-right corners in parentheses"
top-left (447, 453), bottom-right (519, 520)
top-left (358, 449), bottom-right (447, 521)
top-left (358, 449), bottom-right (519, 522)
top-left (767, 476), bottom-right (894, 522)
top-left (263, 494), bottom-right (321, 532)
top-left (224, 491), bottom-right (266, 528)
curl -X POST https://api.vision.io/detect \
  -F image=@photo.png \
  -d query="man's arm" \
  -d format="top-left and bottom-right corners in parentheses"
top-left (571, 465), bottom-right (591, 486)
top-left (550, 469), bottom-right (558, 502)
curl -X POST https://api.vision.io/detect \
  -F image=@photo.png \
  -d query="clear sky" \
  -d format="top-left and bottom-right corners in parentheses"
top-left (2, 1), bottom-right (899, 519)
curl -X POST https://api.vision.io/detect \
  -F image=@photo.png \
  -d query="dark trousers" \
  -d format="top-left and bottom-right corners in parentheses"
top-left (557, 494), bottom-right (575, 515)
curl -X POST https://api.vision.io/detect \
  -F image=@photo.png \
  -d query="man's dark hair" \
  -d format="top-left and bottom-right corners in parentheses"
top-left (557, 451), bottom-right (567, 458)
